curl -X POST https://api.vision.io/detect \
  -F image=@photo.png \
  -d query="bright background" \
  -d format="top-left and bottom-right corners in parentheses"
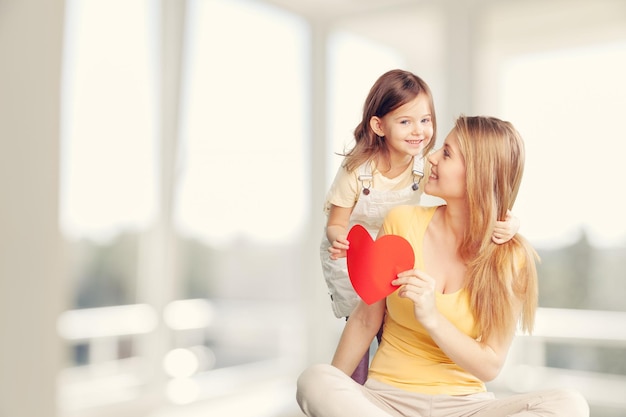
top-left (2, 1), bottom-right (626, 417)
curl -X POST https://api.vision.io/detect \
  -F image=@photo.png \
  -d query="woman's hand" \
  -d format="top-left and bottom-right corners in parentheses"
top-left (393, 268), bottom-right (514, 381)
top-left (392, 269), bottom-right (440, 330)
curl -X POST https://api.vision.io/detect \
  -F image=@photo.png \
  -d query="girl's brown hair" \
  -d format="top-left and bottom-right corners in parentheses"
top-left (343, 69), bottom-right (437, 172)
top-left (455, 116), bottom-right (539, 341)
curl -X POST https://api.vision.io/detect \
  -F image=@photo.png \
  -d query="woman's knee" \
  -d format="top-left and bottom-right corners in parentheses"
top-left (296, 364), bottom-right (336, 407)
top-left (547, 388), bottom-right (589, 417)
top-left (563, 389), bottom-right (589, 417)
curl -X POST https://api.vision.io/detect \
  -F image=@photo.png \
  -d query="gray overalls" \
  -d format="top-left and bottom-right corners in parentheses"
top-left (320, 156), bottom-right (425, 318)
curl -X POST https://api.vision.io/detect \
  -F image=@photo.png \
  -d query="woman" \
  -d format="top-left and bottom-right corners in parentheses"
top-left (297, 116), bottom-right (589, 416)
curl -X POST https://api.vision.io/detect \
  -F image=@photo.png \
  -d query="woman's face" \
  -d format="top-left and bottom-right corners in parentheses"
top-left (425, 130), bottom-right (466, 200)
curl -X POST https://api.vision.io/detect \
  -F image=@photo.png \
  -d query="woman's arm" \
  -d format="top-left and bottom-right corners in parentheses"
top-left (331, 299), bottom-right (385, 375)
top-left (393, 269), bottom-right (519, 381)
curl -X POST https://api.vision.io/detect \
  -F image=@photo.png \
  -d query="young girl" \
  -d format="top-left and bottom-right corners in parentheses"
top-left (302, 115), bottom-right (589, 416)
top-left (320, 69), bottom-right (519, 384)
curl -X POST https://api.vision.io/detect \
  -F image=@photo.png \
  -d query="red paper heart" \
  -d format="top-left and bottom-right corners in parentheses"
top-left (346, 224), bottom-right (415, 305)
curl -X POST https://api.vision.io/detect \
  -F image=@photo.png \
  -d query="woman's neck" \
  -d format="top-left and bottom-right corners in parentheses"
top-left (439, 202), bottom-right (468, 244)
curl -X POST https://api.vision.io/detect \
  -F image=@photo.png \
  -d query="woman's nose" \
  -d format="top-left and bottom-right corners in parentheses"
top-left (428, 148), bottom-right (440, 165)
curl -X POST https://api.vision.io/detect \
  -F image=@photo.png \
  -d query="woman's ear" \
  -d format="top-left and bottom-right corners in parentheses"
top-left (369, 116), bottom-right (384, 137)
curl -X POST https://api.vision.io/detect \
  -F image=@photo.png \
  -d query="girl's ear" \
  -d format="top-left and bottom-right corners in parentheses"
top-left (369, 116), bottom-right (384, 137)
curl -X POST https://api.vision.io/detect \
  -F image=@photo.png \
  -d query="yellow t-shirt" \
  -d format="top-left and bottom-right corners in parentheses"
top-left (367, 205), bottom-right (486, 395)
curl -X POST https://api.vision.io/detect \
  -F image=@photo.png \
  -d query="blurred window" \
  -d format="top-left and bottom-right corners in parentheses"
top-left (504, 42), bottom-right (626, 251)
top-left (176, 0), bottom-right (309, 248)
top-left (60, 0), bottom-right (157, 309)
top-left (59, 0), bottom-right (310, 411)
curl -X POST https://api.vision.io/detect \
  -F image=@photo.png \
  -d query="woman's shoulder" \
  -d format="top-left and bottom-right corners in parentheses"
top-left (384, 205), bottom-right (440, 232)
top-left (388, 204), bottom-right (438, 218)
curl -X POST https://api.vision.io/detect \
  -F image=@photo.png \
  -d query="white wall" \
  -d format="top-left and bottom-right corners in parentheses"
top-left (0, 1), bottom-right (66, 417)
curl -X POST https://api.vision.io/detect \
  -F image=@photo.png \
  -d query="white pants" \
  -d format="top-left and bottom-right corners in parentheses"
top-left (296, 364), bottom-right (589, 417)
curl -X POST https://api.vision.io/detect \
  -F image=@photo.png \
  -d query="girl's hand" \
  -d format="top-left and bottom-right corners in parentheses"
top-left (492, 210), bottom-right (520, 244)
top-left (328, 236), bottom-right (349, 260)
top-left (392, 269), bottom-right (439, 330)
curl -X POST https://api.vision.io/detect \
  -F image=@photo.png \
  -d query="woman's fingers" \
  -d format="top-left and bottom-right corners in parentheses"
top-left (393, 269), bottom-right (433, 287)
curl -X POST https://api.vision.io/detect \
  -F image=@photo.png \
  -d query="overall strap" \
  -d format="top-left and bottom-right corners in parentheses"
top-left (357, 161), bottom-right (373, 195)
top-left (411, 156), bottom-right (425, 191)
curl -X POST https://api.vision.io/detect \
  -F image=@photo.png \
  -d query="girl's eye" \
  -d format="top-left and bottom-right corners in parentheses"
top-left (421, 117), bottom-right (431, 124)
top-left (400, 120), bottom-right (410, 125)
top-left (443, 149), bottom-right (450, 158)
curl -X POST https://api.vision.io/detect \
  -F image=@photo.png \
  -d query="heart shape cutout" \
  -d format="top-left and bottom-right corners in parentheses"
top-left (346, 224), bottom-right (415, 304)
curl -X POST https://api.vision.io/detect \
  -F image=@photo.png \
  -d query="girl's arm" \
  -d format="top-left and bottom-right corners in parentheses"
top-left (492, 210), bottom-right (520, 244)
top-left (326, 204), bottom-right (354, 260)
top-left (393, 269), bottom-right (519, 381)
top-left (331, 299), bottom-right (385, 375)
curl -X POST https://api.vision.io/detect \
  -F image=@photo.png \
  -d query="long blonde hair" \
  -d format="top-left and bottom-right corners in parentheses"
top-left (455, 116), bottom-right (539, 340)
top-left (343, 69), bottom-right (437, 172)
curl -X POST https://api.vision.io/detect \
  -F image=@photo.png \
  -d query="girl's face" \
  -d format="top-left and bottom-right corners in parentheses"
top-left (370, 94), bottom-right (433, 159)
top-left (425, 130), bottom-right (466, 200)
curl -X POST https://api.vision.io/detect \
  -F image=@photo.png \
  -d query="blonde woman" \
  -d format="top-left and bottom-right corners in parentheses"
top-left (299, 116), bottom-right (589, 416)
